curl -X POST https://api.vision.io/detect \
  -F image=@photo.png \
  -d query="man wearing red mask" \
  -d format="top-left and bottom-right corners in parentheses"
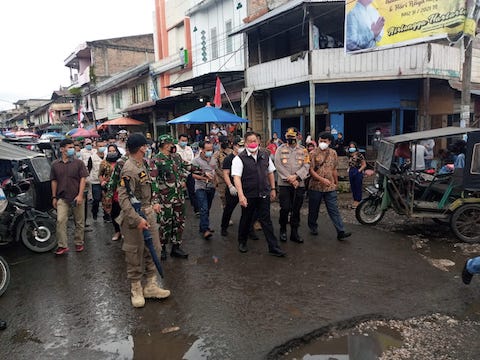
top-left (232, 132), bottom-right (286, 257)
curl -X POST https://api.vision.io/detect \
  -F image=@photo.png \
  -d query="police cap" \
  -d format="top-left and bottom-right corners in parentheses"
top-left (285, 127), bottom-right (298, 138)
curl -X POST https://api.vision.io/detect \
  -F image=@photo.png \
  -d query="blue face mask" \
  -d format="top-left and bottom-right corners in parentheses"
top-left (85, 145), bottom-right (93, 151)
top-left (76, 152), bottom-right (82, 158)
top-left (179, 141), bottom-right (188, 148)
top-left (66, 148), bottom-right (75, 157)
top-left (205, 151), bottom-right (213, 157)
top-left (98, 147), bottom-right (106, 153)
top-left (349, 147), bottom-right (357, 153)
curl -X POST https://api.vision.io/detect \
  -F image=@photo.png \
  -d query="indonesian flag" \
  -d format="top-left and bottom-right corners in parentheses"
top-left (214, 76), bottom-right (225, 108)
top-left (78, 105), bottom-right (84, 128)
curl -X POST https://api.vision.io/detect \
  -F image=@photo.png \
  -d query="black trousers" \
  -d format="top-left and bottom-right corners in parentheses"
top-left (186, 173), bottom-right (198, 212)
top-left (221, 186), bottom-right (239, 230)
top-left (238, 196), bottom-right (279, 251)
top-left (278, 186), bottom-right (305, 229)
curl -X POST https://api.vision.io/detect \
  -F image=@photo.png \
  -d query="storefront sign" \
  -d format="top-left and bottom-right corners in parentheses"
top-left (345, 0), bottom-right (467, 54)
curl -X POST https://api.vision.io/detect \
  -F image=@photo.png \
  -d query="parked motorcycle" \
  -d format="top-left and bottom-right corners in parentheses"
top-left (0, 255), bottom-right (9, 296)
top-left (0, 178), bottom-right (57, 252)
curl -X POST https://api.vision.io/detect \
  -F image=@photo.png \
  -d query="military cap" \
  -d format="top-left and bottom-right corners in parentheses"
top-left (158, 134), bottom-right (174, 145)
top-left (126, 133), bottom-right (148, 151)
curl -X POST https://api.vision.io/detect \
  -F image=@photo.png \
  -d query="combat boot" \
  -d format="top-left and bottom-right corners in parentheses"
top-left (171, 244), bottom-right (188, 259)
top-left (290, 227), bottom-right (304, 243)
top-left (131, 281), bottom-right (145, 308)
top-left (143, 276), bottom-right (171, 300)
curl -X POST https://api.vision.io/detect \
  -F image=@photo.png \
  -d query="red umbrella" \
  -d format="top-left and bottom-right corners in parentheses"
top-left (67, 128), bottom-right (99, 138)
top-left (97, 117), bottom-right (144, 130)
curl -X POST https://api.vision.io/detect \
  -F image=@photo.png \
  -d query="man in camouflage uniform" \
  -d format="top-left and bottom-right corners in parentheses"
top-left (274, 127), bottom-right (310, 243)
top-left (117, 133), bottom-right (170, 308)
top-left (214, 136), bottom-right (232, 208)
top-left (153, 134), bottom-right (189, 259)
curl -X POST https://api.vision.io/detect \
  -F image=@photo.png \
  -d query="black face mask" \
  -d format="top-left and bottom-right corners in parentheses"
top-left (286, 138), bottom-right (297, 145)
top-left (106, 153), bottom-right (120, 163)
top-left (169, 146), bottom-right (176, 154)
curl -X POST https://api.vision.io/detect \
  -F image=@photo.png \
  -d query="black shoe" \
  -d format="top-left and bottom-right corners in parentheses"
top-left (238, 242), bottom-right (248, 253)
top-left (92, 214), bottom-right (97, 221)
top-left (221, 228), bottom-right (228, 236)
top-left (0, 320), bottom-right (6, 330)
top-left (269, 247), bottom-right (286, 257)
top-left (310, 227), bottom-right (318, 235)
top-left (171, 244), bottom-right (188, 259)
top-left (248, 231), bottom-right (259, 240)
top-left (160, 245), bottom-right (167, 260)
top-left (280, 231), bottom-right (287, 242)
top-left (337, 231), bottom-right (352, 241)
top-left (290, 228), bottom-right (304, 243)
top-left (462, 260), bottom-right (473, 285)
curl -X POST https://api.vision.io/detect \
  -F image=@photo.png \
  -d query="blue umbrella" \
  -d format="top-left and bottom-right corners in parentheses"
top-left (167, 104), bottom-right (248, 125)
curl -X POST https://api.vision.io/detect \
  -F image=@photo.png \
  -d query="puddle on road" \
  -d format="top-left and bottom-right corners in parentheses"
top-left (94, 331), bottom-right (210, 359)
top-left (281, 326), bottom-right (403, 360)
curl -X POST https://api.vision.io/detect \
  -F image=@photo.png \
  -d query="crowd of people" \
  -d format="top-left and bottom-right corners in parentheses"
top-left (48, 126), bottom-right (368, 308)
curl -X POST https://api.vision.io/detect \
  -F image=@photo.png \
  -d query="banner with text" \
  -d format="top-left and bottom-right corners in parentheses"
top-left (345, 0), bottom-right (467, 53)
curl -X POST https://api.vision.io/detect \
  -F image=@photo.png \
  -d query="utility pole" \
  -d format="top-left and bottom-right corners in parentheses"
top-left (461, 0), bottom-right (480, 128)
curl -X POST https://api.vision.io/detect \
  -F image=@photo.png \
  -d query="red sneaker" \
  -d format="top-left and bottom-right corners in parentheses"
top-left (54, 247), bottom-right (69, 255)
top-left (75, 245), bottom-right (84, 252)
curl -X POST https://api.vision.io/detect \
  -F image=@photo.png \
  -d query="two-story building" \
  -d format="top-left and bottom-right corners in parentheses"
top-left (232, 0), bottom-right (480, 149)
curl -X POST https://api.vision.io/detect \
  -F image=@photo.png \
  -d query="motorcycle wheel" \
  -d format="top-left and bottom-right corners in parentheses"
top-left (0, 256), bottom-right (10, 297)
top-left (20, 218), bottom-right (57, 253)
top-left (355, 196), bottom-right (385, 225)
top-left (451, 204), bottom-right (480, 243)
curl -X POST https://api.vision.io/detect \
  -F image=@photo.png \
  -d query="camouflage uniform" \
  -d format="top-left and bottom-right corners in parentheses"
top-left (214, 147), bottom-right (232, 207)
top-left (153, 151), bottom-right (189, 246)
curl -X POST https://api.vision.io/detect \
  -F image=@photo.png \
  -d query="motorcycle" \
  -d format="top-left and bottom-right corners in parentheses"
top-left (0, 177), bottom-right (57, 252)
top-left (0, 255), bottom-right (9, 296)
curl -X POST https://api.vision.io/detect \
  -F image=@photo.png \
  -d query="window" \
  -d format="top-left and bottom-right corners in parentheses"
top-left (471, 143), bottom-right (480, 174)
top-left (131, 83), bottom-right (148, 104)
top-left (111, 92), bottom-right (122, 110)
top-left (225, 20), bottom-right (233, 53)
top-left (211, 27), bottom-right (218, 59)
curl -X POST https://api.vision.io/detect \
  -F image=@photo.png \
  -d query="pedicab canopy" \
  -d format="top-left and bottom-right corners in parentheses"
top-left (0, 139), bottom-right (45, 160)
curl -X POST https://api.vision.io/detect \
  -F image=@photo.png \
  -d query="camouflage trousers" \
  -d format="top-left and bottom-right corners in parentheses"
top-left (158, 202), bottom-right (185, 245)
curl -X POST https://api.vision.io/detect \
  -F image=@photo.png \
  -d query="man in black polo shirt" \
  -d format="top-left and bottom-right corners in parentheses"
top-left (232, 132), bottom-right (285, 257)
top-left (51, 138), bottom-right (89, 255)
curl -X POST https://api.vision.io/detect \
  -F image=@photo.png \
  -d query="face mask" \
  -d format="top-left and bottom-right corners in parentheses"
top-left (319, 142), bottom-right (329, 150)
top-left (169, 146), bottom-right (175, 154)
top-left (66, 148), bottom-right (75, 157)
top-left (76, 152), bottom-right (82, 158)
top-left (349, 147), bottom-right (357, 153)
top-left (237, 147), bottom-right (245, 153)
top-left (375, 131), bottom-right (381, 136)
top-left (146, 148), bottom-right (152, 158)
top-left (246, 143), bottom-right (258, 153)
top-left (286, 138), bottom-right (296, 145)
top-left (106, 153), bottom-right (119, 162)
top-left (98, 147), bottom-right (106, 153)
top-left (179, 141), bottom-right (188, 148)
top-left (85, 144), bottom-right (92, 151)
top-left (205, 151), bottom-right (213, 157)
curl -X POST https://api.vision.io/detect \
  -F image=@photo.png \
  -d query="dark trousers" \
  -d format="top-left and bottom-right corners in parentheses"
top-left (221, 186), bottom-right (239, 230)
top-left (238, 196), bottom-right (279, 251)
top-left (91, 184), bottom-right (102, 217)
top-left (278, 186), bottom-right (305, 229)
top-left (186, 174), bottom-right (198, 212)
top-left (111, 200), bottom-right (121, 234)
top-left (349, 168), bottom-right (364, 202)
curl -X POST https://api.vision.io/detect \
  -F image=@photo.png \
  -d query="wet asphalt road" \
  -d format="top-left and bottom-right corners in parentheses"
top-left (1, 194), bottom-right (480, 359)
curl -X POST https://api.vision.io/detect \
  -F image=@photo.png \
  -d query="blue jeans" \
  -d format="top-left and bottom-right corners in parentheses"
top-left (466, 256), bottom-right (480, 274)
top-left (196, 188), bottom-right (215, 233)
top-left (349, 167), bottom-right (364, 202)
top-left (307, 190), bottom-right (345, 234)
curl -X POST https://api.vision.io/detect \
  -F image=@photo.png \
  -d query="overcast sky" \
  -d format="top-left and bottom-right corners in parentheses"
top-left (0, 0), bottom-right (155, 110)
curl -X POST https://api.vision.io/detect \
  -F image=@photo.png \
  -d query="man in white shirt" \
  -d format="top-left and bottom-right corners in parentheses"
top-left (89, 139), bottom-right (106, 221)
top-left (346, 0), bottom-right (385, 52)
top-left (411, 143), bottom-right (427, 171)
top-left (176, 134), bottom-right (198, 215)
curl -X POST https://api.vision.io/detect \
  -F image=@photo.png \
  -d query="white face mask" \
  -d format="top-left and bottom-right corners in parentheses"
top-left (318, 142), bottom-right (329, 150)
top-left (246, 145), bottom-right (258, 153)
top-left (237, 147), bottom-right (245, 153)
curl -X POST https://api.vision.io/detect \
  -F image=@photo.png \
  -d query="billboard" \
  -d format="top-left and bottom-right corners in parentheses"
top-left (345, 0), bottom-right (467, 53)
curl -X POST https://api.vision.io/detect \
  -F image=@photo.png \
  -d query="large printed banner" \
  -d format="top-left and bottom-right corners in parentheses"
top-left (345, 0), bottom-right (467, 53)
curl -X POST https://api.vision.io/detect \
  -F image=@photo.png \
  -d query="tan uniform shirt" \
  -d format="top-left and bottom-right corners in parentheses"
top-left (274, 143), bottom-right (310, 187)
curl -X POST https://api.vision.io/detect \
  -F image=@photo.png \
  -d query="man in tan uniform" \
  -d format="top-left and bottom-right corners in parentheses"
top-left (274, 127), bottom-right (310, 243)
top-left (117, 133), bottom-right (170, 308)
top-left (214, 136), bottom-right (232, 208)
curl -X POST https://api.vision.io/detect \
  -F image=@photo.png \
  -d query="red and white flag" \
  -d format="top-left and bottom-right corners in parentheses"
top-left (214, 76), bottom-right (225, 108)
top-left (78, 105), bottom-right (84, 128)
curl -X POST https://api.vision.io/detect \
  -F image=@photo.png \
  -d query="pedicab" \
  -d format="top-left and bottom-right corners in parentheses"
top-left (355, 126), bottom-right (480, 243)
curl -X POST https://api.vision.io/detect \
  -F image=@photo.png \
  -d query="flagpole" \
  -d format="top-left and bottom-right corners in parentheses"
top-left (224, 91), bottom-right (236, 115)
